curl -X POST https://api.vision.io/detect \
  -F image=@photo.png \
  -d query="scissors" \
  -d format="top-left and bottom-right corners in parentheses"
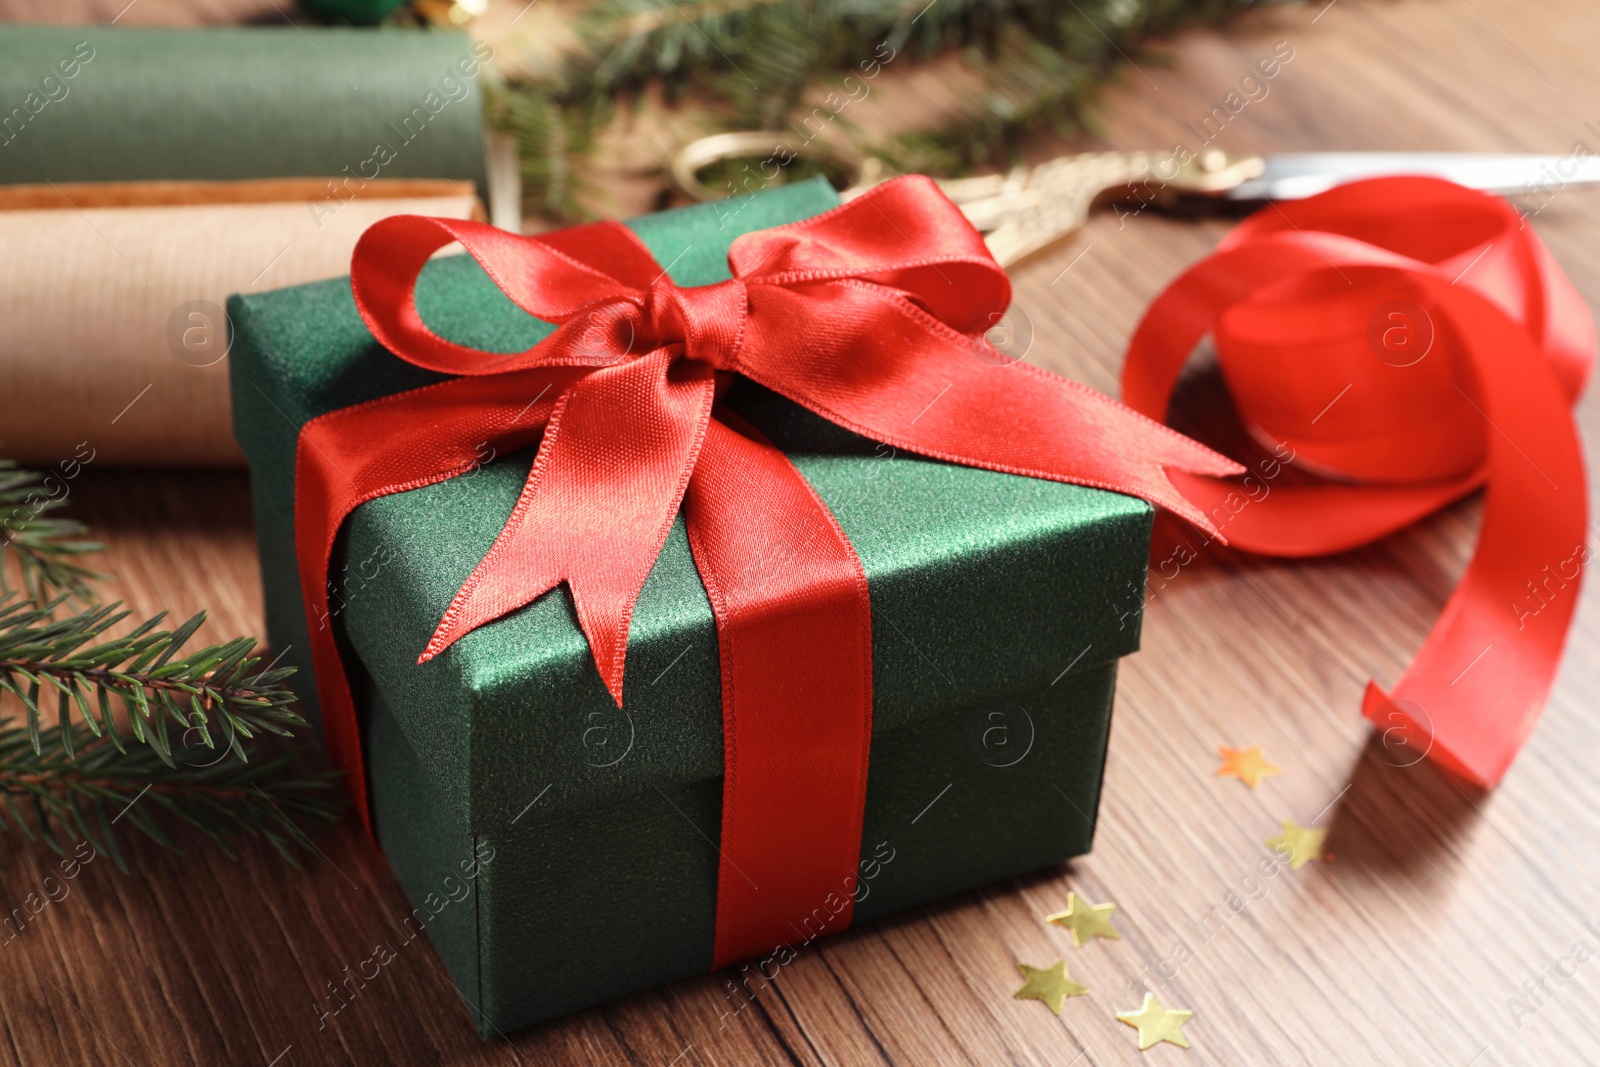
top-left (670, 132), bottom-right (1600, 268)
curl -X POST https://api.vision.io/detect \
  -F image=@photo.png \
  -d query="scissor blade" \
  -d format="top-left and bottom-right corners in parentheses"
top-left (1226, 152), bottom-right (1600, 200)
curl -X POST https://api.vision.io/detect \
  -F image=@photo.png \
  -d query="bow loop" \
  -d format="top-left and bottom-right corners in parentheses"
top-left (352, 215), bottom-right (653, 376)
top-left (731, 175), bottom-right (1011, 336)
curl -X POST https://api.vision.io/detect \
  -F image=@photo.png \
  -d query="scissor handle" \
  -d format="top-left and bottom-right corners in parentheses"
top-left (667, 135), bottom-right (1264, 268)
top-left (956, 149), bottom-right (1265, 267)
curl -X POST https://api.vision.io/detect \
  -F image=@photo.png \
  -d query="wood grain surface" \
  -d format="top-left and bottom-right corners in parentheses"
top-left (2, 1), bottom-right (1599, 1064)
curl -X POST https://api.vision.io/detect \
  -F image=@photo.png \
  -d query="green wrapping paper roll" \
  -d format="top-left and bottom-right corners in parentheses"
top-left (0, 26), bottom-right (489, 194)
top-left (0, 25), bottom-right (500, 465)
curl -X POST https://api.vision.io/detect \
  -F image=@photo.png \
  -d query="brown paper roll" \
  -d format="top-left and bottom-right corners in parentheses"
top-left (0, 192), bottom-right (477, 466)
top-left (0, 178), bottom-right (478, 212)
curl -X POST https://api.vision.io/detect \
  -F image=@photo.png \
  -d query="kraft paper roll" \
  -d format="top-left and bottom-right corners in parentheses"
top-left (0, 193), bottom-right (477, 466)
top-left (0, 26), bottom-right (490, 196)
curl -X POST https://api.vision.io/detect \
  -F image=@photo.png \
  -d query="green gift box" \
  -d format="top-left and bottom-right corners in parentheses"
top-left (228, 178), bottom-right (1151, 1035)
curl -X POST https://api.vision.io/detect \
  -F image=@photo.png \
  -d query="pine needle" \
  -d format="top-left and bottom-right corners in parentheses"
top-left (0, 455), bottom-right (341, 869)
top-left (493, 0), bottom-right (1285, 218)
top-left (0, 717), bottom-right (341, 871)
top-left (0, 459), bottom-right (103, 605)
top-left (0, 594), bottom-right (305, 768)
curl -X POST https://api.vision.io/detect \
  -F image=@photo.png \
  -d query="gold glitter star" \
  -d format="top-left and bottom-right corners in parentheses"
top-left (1045, 892), bottom-right (1121, 946)
top-left (1013, 960), bottom-right (1089, 1013)
top-left (1265, 819), bottom-right (1326, 870)
top-left (1117, 992), bottom-right (1193, 1050)
top-left (1215, 745), bottom-right (1282, 789)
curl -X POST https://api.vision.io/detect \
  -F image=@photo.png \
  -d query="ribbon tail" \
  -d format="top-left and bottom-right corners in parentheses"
top-left (734, 281), bottom-right (1244, 537)
top-left (1165, 474), bottom-right (1481, 557)
top-left (295, 368), bottom-right (576, 830)
top-left (1358, 279), bottom-right (1586, 788)
top-left (419, 351), bottom-right (716, 706)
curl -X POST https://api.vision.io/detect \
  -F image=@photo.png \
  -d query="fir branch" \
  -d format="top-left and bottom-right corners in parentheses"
top-left (880, 0), bottom-right (1281, 173)
top-left (0, 718), bottom-right (341, 871)
top-left (579, 0), bottom-right (874, 127)
top-left (0, 595), bottom-right (304, 768)
top-left (0, 459), bottom-right (102, 605)
top-left (495, 0), bottom-right (1285, 219)
top-left (879, 24), bottom-right (1102, 175)
top-left (485, 79), bottom-right (609, 220)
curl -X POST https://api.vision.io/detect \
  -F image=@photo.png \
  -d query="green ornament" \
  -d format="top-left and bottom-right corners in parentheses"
top-left (299, 0), bottom-right (410, 24)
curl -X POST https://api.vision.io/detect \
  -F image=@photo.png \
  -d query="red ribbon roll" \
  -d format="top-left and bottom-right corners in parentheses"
top-left (1123, 176), bottom-right (1593, 787)
top-left (294, 176), bottom-right (1237, 967)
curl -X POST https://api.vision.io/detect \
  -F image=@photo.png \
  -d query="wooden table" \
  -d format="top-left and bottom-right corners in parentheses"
top-left (3, 0), bottom-right (1599, 1064)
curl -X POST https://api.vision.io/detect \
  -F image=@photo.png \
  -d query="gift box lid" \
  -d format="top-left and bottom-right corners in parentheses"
top-left (228, 178), bottom-right (1152, 836)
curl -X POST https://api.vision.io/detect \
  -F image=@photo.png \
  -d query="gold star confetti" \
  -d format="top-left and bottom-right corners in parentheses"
top-left (1215, 745), bottom-right (1282, 789)
top-left (1013, 960), bottom-right (1089, 1013)
top-left (1117, 992), bottom-right (1193, 1050)
top-left (1265, 819), bottom-right (1327, 870)
top-left (1045, 892), bottom-right (1121, 946)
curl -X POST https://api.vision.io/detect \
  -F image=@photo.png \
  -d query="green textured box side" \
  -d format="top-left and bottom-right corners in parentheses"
top-left (228, 178), bottom-right (1152, 837)
top-left (0, 26), bottom-right (487, 192)
top-left (340, 423), bottom-right (1149, 836)
top-left (364, 661), bottom-right (1117, 1035)
top-left (363, 681), bottom-right (481, 1008)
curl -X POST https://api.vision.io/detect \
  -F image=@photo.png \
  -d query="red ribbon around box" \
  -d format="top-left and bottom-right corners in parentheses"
top-left (292, 174), bottom-right (1587, 967)
top-left (293, 176), bottom-right (1235, 966)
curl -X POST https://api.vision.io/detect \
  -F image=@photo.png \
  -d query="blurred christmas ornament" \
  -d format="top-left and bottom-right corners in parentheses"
top-left (413, 0), bottom-right (488, 26)
top-left (299, 0), bottom-right (409, 22)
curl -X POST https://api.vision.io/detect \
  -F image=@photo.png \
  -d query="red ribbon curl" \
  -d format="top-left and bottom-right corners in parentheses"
top-left (293, 176), bottom-right (1237, 966)
top-left (1123, 176), bottom-right (1592, 787)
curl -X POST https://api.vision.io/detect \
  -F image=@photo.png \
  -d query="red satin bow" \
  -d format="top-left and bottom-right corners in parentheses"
top-left (294, 175), bottom-right (1236, 966)
top-left (1124, 176), bottom-right (1592, 787)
